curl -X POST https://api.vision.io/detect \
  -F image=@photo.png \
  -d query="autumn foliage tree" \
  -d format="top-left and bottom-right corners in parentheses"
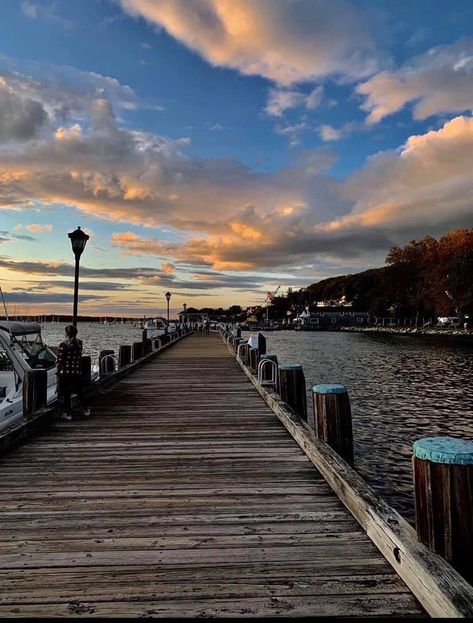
top-left (279, 228), bottom-right (473, 323)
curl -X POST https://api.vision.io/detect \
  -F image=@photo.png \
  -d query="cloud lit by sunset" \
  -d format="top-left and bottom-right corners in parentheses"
top-left (0, 0), bottom-right (472, 315)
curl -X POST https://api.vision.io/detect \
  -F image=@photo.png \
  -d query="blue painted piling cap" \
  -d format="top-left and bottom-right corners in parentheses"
top-left (312, 384), bottom-right (347, 394)
top-left (413, 436), bottom-right (473, 465)
top-left (279, 364), bottom-right (302, 370)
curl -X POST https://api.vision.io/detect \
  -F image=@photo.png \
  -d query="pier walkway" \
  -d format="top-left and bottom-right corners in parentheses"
top-left (0, 333), bottom-right (423, 617)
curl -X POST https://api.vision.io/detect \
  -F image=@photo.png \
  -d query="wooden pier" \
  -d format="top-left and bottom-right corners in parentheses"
top-left (0, 332), bottom-right (468, 617)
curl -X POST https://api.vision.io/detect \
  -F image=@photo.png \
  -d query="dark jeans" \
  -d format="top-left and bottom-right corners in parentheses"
top-left (58, 375), bottom-right (88, 415)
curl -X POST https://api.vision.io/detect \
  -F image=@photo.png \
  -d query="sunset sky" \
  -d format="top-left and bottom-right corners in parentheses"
top-left (0, 0), bottom-right (472, 316)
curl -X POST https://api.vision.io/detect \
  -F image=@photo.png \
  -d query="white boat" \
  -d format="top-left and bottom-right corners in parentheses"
top-left (0, 321), bottom-right (60, 433)
top-left (143, 317), bottom-right (176, 340)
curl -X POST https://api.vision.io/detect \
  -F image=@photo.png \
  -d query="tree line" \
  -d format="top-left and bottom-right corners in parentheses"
top-left (282, 228), bottom-right (473, 323)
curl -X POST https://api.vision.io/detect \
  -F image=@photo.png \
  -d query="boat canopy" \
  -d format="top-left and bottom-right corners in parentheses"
top-left (0, 322), bottom-right (42, 336)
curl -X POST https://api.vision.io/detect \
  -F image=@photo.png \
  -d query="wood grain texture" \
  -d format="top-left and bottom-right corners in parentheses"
top-left (0, 333), bottom-right (423, 618)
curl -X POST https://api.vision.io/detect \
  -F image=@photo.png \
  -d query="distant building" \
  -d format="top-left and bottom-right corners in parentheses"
top-left (296, 307), bottom-right (369, 328)
top-left (178, 309), bottom-right (208, 324)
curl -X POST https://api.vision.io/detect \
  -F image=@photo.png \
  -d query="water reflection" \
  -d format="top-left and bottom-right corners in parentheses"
top-left (248, 331), bottom-right (473, 522)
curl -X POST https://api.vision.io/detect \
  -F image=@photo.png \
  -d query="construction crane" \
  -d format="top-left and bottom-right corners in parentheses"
top-left (265, 285), bottom-right (281, 322)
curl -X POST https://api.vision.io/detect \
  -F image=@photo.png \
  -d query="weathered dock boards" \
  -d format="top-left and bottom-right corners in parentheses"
top-left (0, 333), bottom-right (424, 617)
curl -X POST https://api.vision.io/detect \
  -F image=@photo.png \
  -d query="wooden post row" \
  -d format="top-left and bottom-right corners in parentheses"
top-left (22, 369), bottom-right (47, 418)
top-left (312, 384), bottom-right (354, 467)
top-left (278, 364), bottom-right (307, 421)
top-left (413, 436), bottom-right (473, 583)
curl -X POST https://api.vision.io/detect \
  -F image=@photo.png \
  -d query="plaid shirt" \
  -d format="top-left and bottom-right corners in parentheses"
top-left (56, 338), bottom-right (83, 376)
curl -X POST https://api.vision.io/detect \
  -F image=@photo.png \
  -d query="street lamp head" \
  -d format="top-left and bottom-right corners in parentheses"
top-left (68, 226), bottom-right (89, 258)
top-left (165, 291), bottom-right (172, 302)
top-left (183, 303), bottom-right (187, 311)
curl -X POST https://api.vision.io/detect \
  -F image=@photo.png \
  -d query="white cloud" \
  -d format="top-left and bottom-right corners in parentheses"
top-left (119, 0), bottom-right (376, 86)
top-left (357, 38), bottom-right (473, 124)
top-left (265, 86), bottom-right (323, 117)
top-left (319, 125), bottom-right (342, 142)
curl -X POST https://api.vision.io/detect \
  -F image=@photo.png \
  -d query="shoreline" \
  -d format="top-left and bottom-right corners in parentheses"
top-left (338, 326), bottom-right (473, 338)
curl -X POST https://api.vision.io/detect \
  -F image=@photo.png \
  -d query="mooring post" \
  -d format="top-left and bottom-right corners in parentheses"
top-left (233, 337), bottom-right (243, 352)
top-left (413, 436), bottom-right (473, 582)
top-left (143, 338), bottom-right (152, 355)
top-left (278, 364), bottom-right (307, 421)
top-left (118, 345), bottom-right (132, 368)
top-left (257, 332), bottom-right (266, 355)
top-left (248, 347), bottom-right (259, 373)
top-left (312, 384), bottom-right (354, 466)
top-left (99, 349), bottom-right (115, 376)
top-left (261, 353), bottom-right (278, 386)
top-left (22, 369), bottom-right (47, 418)
top-left (132, 341), bottom-right (143, 361)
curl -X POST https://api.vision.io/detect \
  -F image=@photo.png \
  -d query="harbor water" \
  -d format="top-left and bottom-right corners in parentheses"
top-left (42, 323), bottom-right (473, 522)
top-left (244, 330), bottom-right (473, 522)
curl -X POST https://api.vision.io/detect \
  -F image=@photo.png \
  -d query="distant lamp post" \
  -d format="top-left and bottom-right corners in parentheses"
top-left (183, 303), bottom-right (187, 327)
top-left (165, 291), bottom-right (172, 327)
top-left (68, 226), bottom-right (89, 326)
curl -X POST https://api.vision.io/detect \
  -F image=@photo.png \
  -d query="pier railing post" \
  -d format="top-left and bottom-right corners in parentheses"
top-left (248, 347), bottom-right (259, 373)
top-left (233, 337), bottom-right (243, 353)
top-left (312, 384), bottom-right (354, 466)
top-left (258, 354), bottom-right (278, 390)
top-left (22, 369), bottom-right (47, 418)
top-left (132, 341), bottom-right (143, 361)
top-left (118, 345), bottom-right (132, 368)
top-left (413, 436), bottom-right (473, 582)
top-left (99, 349), bottom-right (115, 377)
top-left (278, 364), bottom-right (307, 421)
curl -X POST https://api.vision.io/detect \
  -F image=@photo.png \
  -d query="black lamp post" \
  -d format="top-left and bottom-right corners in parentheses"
top-left (68, 226), bottom-right (89, 326)
top-left (165, 291), bottom-right (172, 327)
top-left (183, 303), bottom-right (187, 327)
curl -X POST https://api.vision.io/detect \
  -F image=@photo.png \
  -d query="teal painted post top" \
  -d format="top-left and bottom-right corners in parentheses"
top-left (279, 364), bottom-right (302, 371)
top-left (413, 436), bottom-right (473, 465)
top-left (312, 384), bottom-right (347, 395)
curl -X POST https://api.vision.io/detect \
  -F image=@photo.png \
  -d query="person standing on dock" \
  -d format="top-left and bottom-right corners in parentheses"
top-left (204, 319), bottom-right (210, 335)
top-left (56, 325), bottom-right (90, 421)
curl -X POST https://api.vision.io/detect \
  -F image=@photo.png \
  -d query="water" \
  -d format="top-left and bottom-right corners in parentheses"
top-left (41, 323), bottom-right (473, 521)
top-left (245, 330), bottom-right (473, 522)
top-left (41, 321), bottom-right (143, 363)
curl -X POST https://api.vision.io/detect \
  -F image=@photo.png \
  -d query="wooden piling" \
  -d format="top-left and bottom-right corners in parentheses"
top-left (278, 363), bottom-right (307, 421)
top-left (143, 338), bottom-right (152, 355)
top-left (22, 369), bottom-right (47, 418)
top-left (118, 345), bottom-right (132, 368)
top-left (132, 341), bottom-right (143, 361)
top-left (312, 384), bottom-right (354, 466)
top-left (248, 347), bottom-right (259, 373)
top-left (413, 436), bottom-right (473, 582)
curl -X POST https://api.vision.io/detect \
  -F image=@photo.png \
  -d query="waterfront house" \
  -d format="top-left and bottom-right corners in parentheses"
top-left (296, 307), bottom-right (370, 328)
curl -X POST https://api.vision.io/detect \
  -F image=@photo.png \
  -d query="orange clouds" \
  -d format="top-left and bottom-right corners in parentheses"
top-left (120, 0), bottom-right (375, 85)
top-left (358, 39), bottom-right (473, 124)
